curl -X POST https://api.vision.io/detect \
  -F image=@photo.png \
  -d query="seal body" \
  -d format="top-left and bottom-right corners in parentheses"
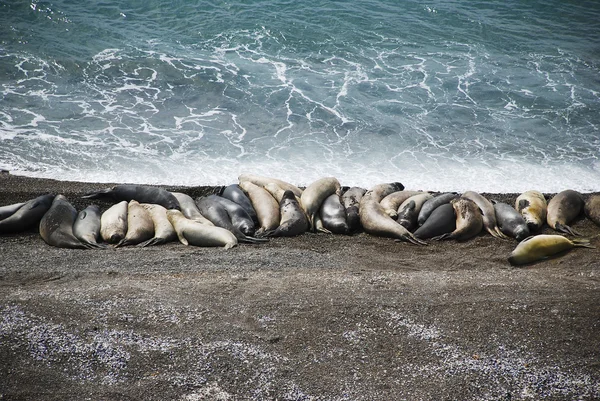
top-left (167, 210), bottom-right (238, 249)
top-left (515, 190), bottom-right (547, 232)
top-left (379, 190), bottom-right (423, 219)
top-left (0, 194), bottom-right (54, 234)
top-left (238, 181), bottom-right (280, 235)
top-left (413, 203), bottom-right (456, 240)
top-left (39, 195), bottom-right (88, 249)
top-left (264, 190), bottom-right (309, 237)
top-left (462, 191), bottom-right (506, 238)
top-left (239, 174), bottom-right (303, 197)
top-left (492, 201), bottom-right (530, 241)
top-left (300, 177), bottom-right (341, 231)
top-left (0, 202), bottom-right (26, 221)
top-left (342, 187), bottom-right (366, 233)
top-left (547, 190), bottom-right (584, 235)
top-left (137, 204), bottom-right (176, 247)
top-left (172, 192), bottom-right (214, 225)
top-left (100, 201), bottom-right (128, 244)
top-left (73, 204), bottom-right (105, 247)
top-left (584, 194), bottom-right (600, 226)
top-left (359, 182), bottom-right (426, 245)
top-left (320, 193), bottom-right (349, 235)
top-left (434, 198), bottom-right (483, 241)
top-left (219, 184), bottom-right (258, 224)
top-left (83, 185), bottom-right (180, 210)
top-left (508, 234), bottom-right (594, 265)
top-left (196, 195), bottom-right (265, 243)
top-left (211, 195), bottom-right (256, 236)
top-left (417, 192), bottom-right (459, 227)
top-left (116, 200), bottom-right (154, 247)
top-left (397, 193), bottom-right (433, 231)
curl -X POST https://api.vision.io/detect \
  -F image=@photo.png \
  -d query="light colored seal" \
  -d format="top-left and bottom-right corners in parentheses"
top-left (379, 190), bottom-right (423, 219)
top-left (342, 187), bottom-right (366, 233)
top-left (39, 195), bottom-right (90, 249)
top-left (359, 182), bottom-right (427, 245)
top-left (239, 174), bottom-right (303, 197)
top-left (0, 201), bottom-right (26, 221)
top-left (100, 200), bottom-right (128, 244)
top-left (417, 192), bottom-right (459, 227)
top-left (508, 234), bottom-right (594, 265)
top-left (0, 194), bottom-right (54, 234)
top-left (73, 204), bottom-right (106, 248)
top-left (515, 190), bottom-right (547, 232)
top-left (167, 209), bottom-right (238, 249)
top-left (433, 198), bottom-right (483, 241)
top-left (547, 189), bottom-right (584, 236)
top-left (172, 192), bottom-right (214, 226)
top-left (137, 204), bottom-right (177, 247)
top-left (320, 193), bottom-right (349, 235)
top-left (462, 191), bottom-right (507, 239)
top-left (300, 177), bottom-right (341, 231)
top-left (413, 203), bottom-right (456, 240)
top-left (238, 181), bottom-right (280, 235)
top-left (492, 200), bottom-right (530, 241)
top-left (263, 190), bottom-right (309, 237)
top-left (584, 194), bottom-right (600, 226)
top-left (397, 193), bottom-right (433, 231)
top-left (83, 184), bottom-right (180, 210)
top-left (116, 200), bottom-right (154, 247)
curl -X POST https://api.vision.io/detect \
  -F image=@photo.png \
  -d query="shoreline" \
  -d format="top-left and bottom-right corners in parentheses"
top-left (1, 172), bottom-right (599, 400)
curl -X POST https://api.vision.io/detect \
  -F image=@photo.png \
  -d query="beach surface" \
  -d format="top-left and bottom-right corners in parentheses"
top-left (1, 173), bottom-right (599, 400)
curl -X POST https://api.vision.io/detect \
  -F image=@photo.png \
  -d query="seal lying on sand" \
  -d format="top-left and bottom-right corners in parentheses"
top-left (196, 195), bottom-right (265, 243)
top-left (320, 193), bottom-right (349, 235)
top-left (492, 200), bottom-right (530, 241)
top-left (300, 177), bottom-right (341, 231)
top-left (413, 203), bottom-right (456, 240)
top-left (342, 187), bottom-right (366, 233)
top-left (432, 198), bottom-right (483, 241)
top-left (379, 190), bottom-right (423, 219)
top-left (83, 185), bottom-right (180, 210)
top-left (73, 204), bottom-right (106, 248)
top-left (167, 209), bottom-right (238, 249)
top-left (508, 234), bottom-right (594, 265)
top-left (219, 184), bottom-right (258, 224)
top-left (0, 194), bottom-right (54, 234)
top-left (262, 190), bottom-right (309, 237)
top-left (417, 192), bottom-right (459, 227)
top-left (547, 189), bottom-right (584, 236)
top-left (239, 174), bottom-right (303, 197)
top-left (39, 195), bottom-right (95, 249)
top-left (584, 194), bottom-right (600, 227)
top-left (462, 191), bottom-right (507, 239)
top-left (172, 192), bottom-right (214, 226)
top-left (100, 201), bottom-right (128, 244)
top-left (238, 181), bottom-right (280, 235)
top-left (0, 201), bottom-right (26, 221)
top-left (397, 193), bottom-right (433, 231)
top-left (116, 200), bottom-right (154, 247)
top-left (137, 204), bottom-right (177, 247)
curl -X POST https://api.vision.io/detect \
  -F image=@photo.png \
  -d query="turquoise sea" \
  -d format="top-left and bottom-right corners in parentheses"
top-left (1, 0), bottom-right (599, 191)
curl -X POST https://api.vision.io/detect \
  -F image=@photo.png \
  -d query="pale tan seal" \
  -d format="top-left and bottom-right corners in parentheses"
top-left (239, 173), bottom-right (303, 197)
top-left (116, 200), bottom-right (154, 247)
top-left (462, 191), bottom-right (507, 239)
top-left (547, 189), bottom-right (584, 236)
top-left (100, 200), bottom-right (128, 244)
top-left (167, 209), bottom-right (238, 249)
top-left (379, 190), bottom-right (423, 219)
top-left (138, 204), bottom-right (177, 247)
top-left (359, 182), bottom-right (426, 245)
top-left (515, 190), bottom-right (547, 232)
top-left (433, 198), bottom-right (483, 241)
top-left (584, 194), bottom-right (600, 227)
top-left (300, 177), bottom-right (341, 231)
top-left (508, 234), bottom-right (594, 265)
top-left (238, 181), bottom-right (280, 235)
top-left (172, 192), bottom-right (214, 225)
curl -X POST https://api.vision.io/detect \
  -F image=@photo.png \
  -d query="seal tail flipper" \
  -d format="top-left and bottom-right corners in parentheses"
top-left (494, 226), bottom-right (510, 239)
top-left (555, 223), bottom-right (581, 236)
top-left (395, 234), bottom-right (428, 246)
top-left (137, 237), bottom-right (166, 248)
top-left (486, 227), bottom-right (504, 239)
top-left (85, 241), bottom-right (108, 249)
top-left (238, 235), bottom-right (268, 244)
top-left (115, 238), bottom-right (134, 248)
top-left (430, 233), bottom-right (452, 241)
top-left (571, 238), bottom-right (595, 249)
top-left (81, 188), bottom-right (112, 199)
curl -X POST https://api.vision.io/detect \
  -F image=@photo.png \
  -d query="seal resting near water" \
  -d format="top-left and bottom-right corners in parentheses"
top-left (73, 204), bottom-right (106, 248)
top-left (0, 194), bottom-right (54, 234)
top-left (492, 200), bottom-right (530, 241)
top-left (584, 194), bottom-right (600, 227)
top-left (262, 190), bottom-right (309, 237)
top-left (432, 198), bottom-right (483, 241)
top-left (515, 190), bottom-right (547, 233)
top-left (39, 195), bottom-right (94, 249)
top-left (167, 209), bottom-right (238, 249)
top-left (83, 184), bottom-right (180, 210)
top-left (300, 177), bottom-right (341, 231)
top-left (546, 189), bottom-right (584, 236)
top-left (462, 191), bottom-right (507, 239)
top-left (508, 234), bottom-right (594, 265)
top-left (100, 201), bottom-right (128, 244)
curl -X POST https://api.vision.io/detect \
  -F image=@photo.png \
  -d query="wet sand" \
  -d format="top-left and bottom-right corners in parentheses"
top-left (1, 173), bottom-right (599, 400)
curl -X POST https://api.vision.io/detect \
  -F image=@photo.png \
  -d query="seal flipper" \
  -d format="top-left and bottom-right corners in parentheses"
top-left (82, 188), bottom-right (113, 200)
top-left (555, 223), bottom-right (581, 236)
top-left (137, 237), bottom-right (167, 247)
top-left (571, 238), bottom-right (595, 249)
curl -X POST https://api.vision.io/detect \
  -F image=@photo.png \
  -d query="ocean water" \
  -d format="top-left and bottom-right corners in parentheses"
top-left (1, 0), bottom-right (599, 192)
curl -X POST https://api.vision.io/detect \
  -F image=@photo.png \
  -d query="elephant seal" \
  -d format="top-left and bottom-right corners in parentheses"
top-left (300, 177), bottom-right (341, 231)
top-left (433, 198), bottom-right (483, 241)
top-left (492, 200), bottom-right (530, 241)
top-left (211, 195), bottom-right (256, 237)
top-left (515, 190), bottom-right (547, 232)
top-left (196, 195), bottom-right (265, 243)
top-left (137, 204), bottom-right (177, 247)
top-left (417, 192), bottom-right (459, 227)
top-left (116, 200), bottom-right (154, 247)
top-left (73, 204), bottom-right (106, 248)
top-left (0, 201), bottom-right (26, 221)
top-left (547, 190), bottom-right (584, 236)
top-left (342, 187), bottom-right (366, 233)
top-left (379, 190), bottom-right (423, 219)
top-left (167, 210), bottom-right (238, 249)
top-left (219, 184), bottom-right (258, 224)
top-left (413, 203), bottom-right (456, 240)
top-left (584, 194), bottom-right (600, 226)
top-left (100, 201), bottom-right (128, 244)
top-left (83, 185), bottom-right (180, 210)
top-left (239, 181), bottom-right (280, 235)
top-left (508, 235), bottom-right (594, 266)
top-left (359, 182), bottom-right (427, 245)
top-left (320, 193), bottom-right (349, 235)
top-left (462, 191), bottom-right (507, 239)
top-left (239, 174), bottom-right (303, 197)
top-left (397, 193), bottom-right (433, 231)
top-left (39, 195), bottom-right (90, 249)
top-left (263, 190), bottom-right (309, 237)
top-left (0, 194), bottom-right (54, 234)
top-left (172, 192), bottom-right (214, 226)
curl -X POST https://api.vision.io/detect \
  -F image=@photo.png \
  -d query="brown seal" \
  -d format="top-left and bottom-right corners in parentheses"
top-left (547, 189), bottom-right (584, 236)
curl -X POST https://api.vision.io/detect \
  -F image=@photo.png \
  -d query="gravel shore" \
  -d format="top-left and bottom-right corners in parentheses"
top-left (1, 173), bottom-right (599, 400)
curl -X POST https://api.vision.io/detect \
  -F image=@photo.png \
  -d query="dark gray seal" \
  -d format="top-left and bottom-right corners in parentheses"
top-left (342, 187), bottom-right (366, 233)
top-left (39, 195), bottom-right (91, 249)
top-left (320, 193), bottom-right (349, 235)
top-left (397, 193), bottom-right (433, 231)
top-left (584, 194), bottom-right (600, 227)
top-left (263, 190), bottom-right (309, 237)
top-left (492, 200), bottom-right (530, 241)
top-left (0, 194), bottom-right (54, 234)
top-left (196, 195), bottom-right (266, 243)
top-left (0, 201), bottom-right (26, 221)
top-left (73, 204), bottom-right (106, 248)
top-left (83, 185), bottom-right (180, 210)
top-left (547, 189), bottom-right (584, 236)
top-left (211, 195), bottom-right (256, 237)
top-left (219, 184), bottom-right (258, 224)
top-left (417, 192), bottom-right (459, 227)
top-left (432, 198), bottom-right (483, 241)
top-left (413, 203), bottom-right (456, 240)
